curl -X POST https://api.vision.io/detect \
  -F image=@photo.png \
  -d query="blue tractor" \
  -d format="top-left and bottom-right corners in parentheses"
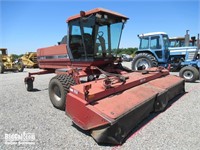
top-left (132, 32), bottom-right (200, 82)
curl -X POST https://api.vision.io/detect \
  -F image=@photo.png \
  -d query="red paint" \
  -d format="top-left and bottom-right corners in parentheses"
top-left (66, 93), bottom-right (110, 130)
top-left (67, 8), bottom-right (128, 22)
top-left (37, 44), bottom-right (71, 69)
top-left (66, 69), bottom-right (184, 131)
top-left (112, 83), bottom-right (199, 150)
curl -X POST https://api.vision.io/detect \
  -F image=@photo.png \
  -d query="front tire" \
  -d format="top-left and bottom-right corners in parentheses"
top-left (179, 66), bottom-right (199, 82)
top-left (49, 74), bottom-right (76, 110)
top-left (132, 53), bottom-right (158, 70)
top-left (16, 61), bottom-right (25, 72)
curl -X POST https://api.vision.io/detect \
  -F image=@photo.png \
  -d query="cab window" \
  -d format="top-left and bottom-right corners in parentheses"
top-left (150, 36), bottom-right (161, 49)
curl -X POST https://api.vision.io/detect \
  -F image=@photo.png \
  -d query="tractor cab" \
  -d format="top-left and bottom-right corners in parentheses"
top-left (132, 32), bottom-right (170, 70)
top-left (0, 48), bottom-right (8, 62)
top-left (67, 8), bottom-right (128, 65)
top-left (138, 32), bottom-right (170, 63)
top-left (0, 48), bottom-right (8, 55)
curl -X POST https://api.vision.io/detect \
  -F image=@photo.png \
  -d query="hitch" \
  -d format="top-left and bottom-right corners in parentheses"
top-left (24, 69), bottom-right (54, 91)
top-left (95, 67), bottom-right (129, 89)
top-left (24, 73), bottom-right (35, 91)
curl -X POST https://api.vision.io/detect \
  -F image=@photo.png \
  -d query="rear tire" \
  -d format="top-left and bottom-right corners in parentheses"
top-left (49, 74), bottom-right (76, 110)
top-left (0, 63), bottom-right (4, 74)
top-left (132, 53), bottom-right (158, 70)
top-left (179, 66), bottom-right (199, 82)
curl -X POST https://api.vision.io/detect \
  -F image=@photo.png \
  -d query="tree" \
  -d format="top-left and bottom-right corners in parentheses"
top-left (11, 54), bottom-right (23, 61)
top-left (115, 47), bottom-right (138, 55)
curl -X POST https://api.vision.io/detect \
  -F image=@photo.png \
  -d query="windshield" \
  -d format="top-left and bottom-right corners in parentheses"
top-left (95, 22), bottom-right (123, 57)
top-left (68, 15), bottom-right (124, 60)
top-left (139, 37), bottom-right (149, 49)
top-left (169, 39), bottom-right (185, 47)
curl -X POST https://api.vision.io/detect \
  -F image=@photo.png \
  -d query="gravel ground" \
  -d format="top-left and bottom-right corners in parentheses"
top-left (0, 62), bottom-right (200, 150)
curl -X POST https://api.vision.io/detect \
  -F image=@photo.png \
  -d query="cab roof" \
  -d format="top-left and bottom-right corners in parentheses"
top-left (138, 32), bottom-right (167, 37)
top-left (169, 37), bottom-right (185, 40)
top-left (67, 8), bottom-right (128, 22)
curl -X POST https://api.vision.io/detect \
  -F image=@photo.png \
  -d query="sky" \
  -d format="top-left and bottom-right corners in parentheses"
top-left (0, 0), bottom-right (200, 54)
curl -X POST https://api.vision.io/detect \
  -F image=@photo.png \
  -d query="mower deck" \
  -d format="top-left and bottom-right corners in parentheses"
top-left (66, 69), bottom-right (185, 144)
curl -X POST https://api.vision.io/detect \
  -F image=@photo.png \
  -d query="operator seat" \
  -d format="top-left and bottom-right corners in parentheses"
top-left (69, 35), bottom-right (83, 59)
top-left (83, 33), bottom-right (94, 55)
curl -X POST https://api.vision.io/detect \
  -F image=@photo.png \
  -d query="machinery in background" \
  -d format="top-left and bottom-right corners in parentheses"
top-left (121, 54), bottom-right (133, 61)
top-left (0, 48), bottom-right (24, 74)
top-left (132, 31), bottom-right (200, 82)
top-left (169, 31), bottom-right (197, 47)
top-left (169, 30), bottom-right (199, 71)
top-left (20, 52), bottom-right (38, 68)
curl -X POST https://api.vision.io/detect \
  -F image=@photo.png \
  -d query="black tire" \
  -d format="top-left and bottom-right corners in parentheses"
top-left (179, 66), bottom-right (199, 82)
top-left (49, 74), bottom-right (76, 110)
top-left (0, 62), bottom-right (4, 74)
top-left (154, 97), bottom-right (168, 112)
top-left (26, 79), bottom-right (33, 91)
top-left (17, 61), bottom-right (25, 72)
top-left (132, 53), bottom-right (158, 70)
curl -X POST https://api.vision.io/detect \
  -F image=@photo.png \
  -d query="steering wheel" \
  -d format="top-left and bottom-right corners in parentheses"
top-left (98, 31), bottom-right (104, 38)
top-left (97, 31), bottom-right (106, 52)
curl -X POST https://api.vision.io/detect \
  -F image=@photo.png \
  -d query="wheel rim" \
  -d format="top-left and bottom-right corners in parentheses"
top-left (135, 59), bottom-right (150, 70)
top-left (183, 70), bottom-right (193, 80)
top-left (52, 85), bottom-right (61, 101)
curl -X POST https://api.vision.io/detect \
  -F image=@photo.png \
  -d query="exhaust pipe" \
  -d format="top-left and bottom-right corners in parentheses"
top-left (185, 30), bottom-right (190, 47)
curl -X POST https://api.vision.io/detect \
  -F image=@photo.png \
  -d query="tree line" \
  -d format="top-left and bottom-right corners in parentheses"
top-left (11, 54), bottom-right (24, 60)
top-left (114, 47), bottom-right (138, 56)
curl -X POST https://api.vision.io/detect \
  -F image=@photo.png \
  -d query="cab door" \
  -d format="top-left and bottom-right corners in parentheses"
top-left (150, 35), bottom-right (167, 63)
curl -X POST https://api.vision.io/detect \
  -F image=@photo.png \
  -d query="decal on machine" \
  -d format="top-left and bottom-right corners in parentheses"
top-left (69, 88), bottom-right (79, 94)
top-left (37, 54), bottom-right (69, 60)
